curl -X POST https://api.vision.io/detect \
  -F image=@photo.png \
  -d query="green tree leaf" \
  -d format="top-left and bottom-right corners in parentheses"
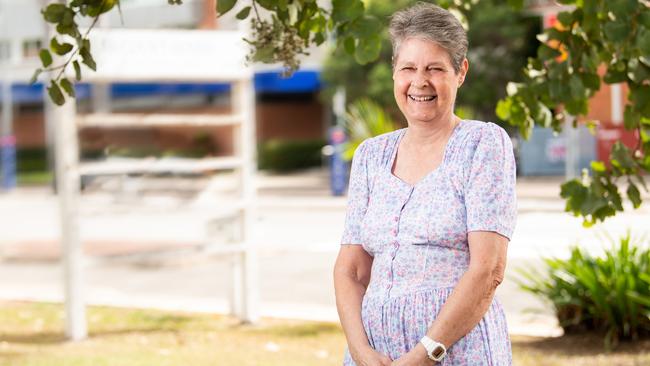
top-left (73, 60), bottom-right (82, 81)
top-left (580, 73), bottom-right (600, 91)
top-left (39, 49), bottom-right (53, 68)
top-left (354, 35), bottom-right (381, 65)
top-left (236, 6), bottom-right (251, 20)
top-left (343, 36), bottom-right (356, 56)
top-left (603, 21), bottom-right (631, 42)
top-left (255, 0), bottom-right (275, 11)
top-left (570, 74), bottom-right (586, 99)
top-left (217, 0), bottom-right (237, 16)
top-left (561, 180), bottom-right (589, 216)
top-left (42, 3), bottom-right (67, 23)
top-left (86, 0), bottom-right (118, 17)
top-left (591, 161), bottom-right (606, 173)
top-left (47, 81), bottom-right (65, 106)
top-left (630, 85), bottom-right (650, 117)
top-left (557, 11), bottom-right (573, 27)
top-left (79, 41), bottom-right (96, 71)
top-left (607, 0), bottom-right (638, 19)
top-left (50, 37), bottom-right (73, 56)
top-left (348, 16), bottom-right (382, 39)
top-left (313, 31), bottom-right (325, 46)
top-left (640, 11), bottom-right (650, 28)
top-left (29, 68), bottom-right (43, 85)
top-left (627, 58), bottom-right (650, 84)
top-left (538, 44), bottom-right (562, 60)
top-left (604, 69), bottom-right (627, 84)
top-left (506, 0), bottom-right (524, 10)
top-left (627, 181), bottom-right (642, 208)
top-left (60, 78), bottom-right (75, 98)
top-left (624, 105), bottom-right (640, 130)
top-left (332, 0), bottom-right (364, 22)
top-left (611, 142), bottom-right (636, 174)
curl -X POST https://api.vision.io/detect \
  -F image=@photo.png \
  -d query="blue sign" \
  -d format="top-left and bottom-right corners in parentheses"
top-left (1, 135), bottom-right (16, 189)
top-left (329, 126), bottom-right (347, 196)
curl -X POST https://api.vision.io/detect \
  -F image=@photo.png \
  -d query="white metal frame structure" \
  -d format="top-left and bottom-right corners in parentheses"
top-left (49, 28), bottom-right (259, 340)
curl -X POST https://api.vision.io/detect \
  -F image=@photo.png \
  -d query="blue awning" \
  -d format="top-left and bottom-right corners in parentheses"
top-left (254, 70), bottom-right (321, 93)
top-left (110, 82), bottom-right (230, 98)
top-left (0, 70), bottom-right (321, 104)
top-left (0, 83), bottom-right (92, 104)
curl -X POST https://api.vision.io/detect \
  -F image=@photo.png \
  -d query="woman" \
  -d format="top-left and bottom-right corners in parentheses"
top-left (333, 3), bottom-right (517, 366)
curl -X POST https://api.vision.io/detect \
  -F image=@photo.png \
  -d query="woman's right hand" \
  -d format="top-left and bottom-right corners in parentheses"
top-left (351, 345), bottom-right (393, 366)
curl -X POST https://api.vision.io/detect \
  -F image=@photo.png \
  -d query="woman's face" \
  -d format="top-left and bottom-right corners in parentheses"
top-left (393, 37), bottom-right (468, 125)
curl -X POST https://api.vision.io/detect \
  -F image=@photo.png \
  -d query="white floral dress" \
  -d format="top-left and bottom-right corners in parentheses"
top-left (340, 120), bottom-right (517, 365)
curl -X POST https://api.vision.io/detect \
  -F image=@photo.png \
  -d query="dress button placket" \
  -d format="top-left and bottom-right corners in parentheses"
top-left (385, 187), bottom-right (413, 299)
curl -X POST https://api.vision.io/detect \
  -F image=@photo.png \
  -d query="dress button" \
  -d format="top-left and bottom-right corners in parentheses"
top-left (393, 216), bottom-right (398, 222)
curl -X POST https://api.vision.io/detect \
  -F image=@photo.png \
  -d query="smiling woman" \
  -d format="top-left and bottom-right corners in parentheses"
top-left (334, 3), bottom-right (517, 366)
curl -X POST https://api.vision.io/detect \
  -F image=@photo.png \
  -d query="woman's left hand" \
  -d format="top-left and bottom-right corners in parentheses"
top-left (390, 344), bottom-right (434, 366)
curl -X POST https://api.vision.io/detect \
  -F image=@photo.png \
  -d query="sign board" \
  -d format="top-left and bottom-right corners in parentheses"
top-left (84, 29), bottom-right (252, 82)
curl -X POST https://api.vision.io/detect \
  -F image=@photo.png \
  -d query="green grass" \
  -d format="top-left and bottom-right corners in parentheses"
top-left (17, 171), bottom-right (52, 186)
top-left (0, 301), bottom-right (648, 366)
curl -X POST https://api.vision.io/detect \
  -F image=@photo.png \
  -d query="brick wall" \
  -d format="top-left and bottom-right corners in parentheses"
top-left (12, 96), bottom-right (326, 155)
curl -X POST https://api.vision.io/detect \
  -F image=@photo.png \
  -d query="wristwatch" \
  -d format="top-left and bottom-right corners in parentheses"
top-left (420, 335), bottom-right (447, 362)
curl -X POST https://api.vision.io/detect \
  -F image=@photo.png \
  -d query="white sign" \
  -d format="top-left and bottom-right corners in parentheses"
top-left (84, 29), bottom-right (252, 82)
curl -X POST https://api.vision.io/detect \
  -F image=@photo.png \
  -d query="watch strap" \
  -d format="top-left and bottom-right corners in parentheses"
top-left (419, 335), bottom-right (447, 361)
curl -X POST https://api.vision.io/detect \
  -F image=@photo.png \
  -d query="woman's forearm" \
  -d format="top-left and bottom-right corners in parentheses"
top-left (334, 270), bottom-right (372, 356)
top-left (425, 266), bottom-right (501, 348)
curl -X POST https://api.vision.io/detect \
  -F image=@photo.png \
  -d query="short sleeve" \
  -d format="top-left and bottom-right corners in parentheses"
top-left (464, 123), bottom-right (517, 240)
top-left (340, 139), bottom-right (371, 245)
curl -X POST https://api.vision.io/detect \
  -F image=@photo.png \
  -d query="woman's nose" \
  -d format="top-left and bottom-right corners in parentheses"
top-left (410, 72), bottom-right (429, 88)
top-left (411, 75), bottom-right (428, 88)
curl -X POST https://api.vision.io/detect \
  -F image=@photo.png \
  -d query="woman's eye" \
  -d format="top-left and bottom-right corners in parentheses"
top-left (401, 67), bottom-right (414, 71)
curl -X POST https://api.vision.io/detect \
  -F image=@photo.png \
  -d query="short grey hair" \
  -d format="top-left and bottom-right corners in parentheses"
top-left (389, 2), bottom-right (468, 74)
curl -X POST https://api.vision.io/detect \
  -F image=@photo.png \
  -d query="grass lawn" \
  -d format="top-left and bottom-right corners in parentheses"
top-left (17, 171), bottom-right (52, 186)
top-left (0, 301), bottom-right (648, 366)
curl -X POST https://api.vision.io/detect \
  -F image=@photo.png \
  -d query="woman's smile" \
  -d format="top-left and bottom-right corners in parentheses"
top-left (408, 94), bottom-right (437, 102)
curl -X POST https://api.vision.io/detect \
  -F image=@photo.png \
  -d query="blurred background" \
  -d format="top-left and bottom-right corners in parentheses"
top-left (0, 0), bottom-right (649, 365)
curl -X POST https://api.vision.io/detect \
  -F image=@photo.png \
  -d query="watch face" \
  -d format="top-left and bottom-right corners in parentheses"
top-left (432, 346), bottom-right (445, 359)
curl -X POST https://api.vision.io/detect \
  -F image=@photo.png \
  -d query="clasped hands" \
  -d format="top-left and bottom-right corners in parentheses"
top-left (353, 343), bottom-right (435, 366)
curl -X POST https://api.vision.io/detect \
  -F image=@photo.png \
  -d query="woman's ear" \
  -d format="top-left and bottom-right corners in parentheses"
top-left (458, 58), bottom-right (469, 87)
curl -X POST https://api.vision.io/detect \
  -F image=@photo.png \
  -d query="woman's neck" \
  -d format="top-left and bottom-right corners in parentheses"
top-left (403, 115), bottom-right (460, 149)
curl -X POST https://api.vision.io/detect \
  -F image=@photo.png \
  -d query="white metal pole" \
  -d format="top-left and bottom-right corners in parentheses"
top-left (233, 79), bottom-right (259, 323)
top-left (46, 3), bottom-right (86, 339)
top-left (611, 84), bottom-right (623, 126)
top-left (229, 81), bottom-right (244, 319)
top-left (51, 87), bottom-right (86, 341)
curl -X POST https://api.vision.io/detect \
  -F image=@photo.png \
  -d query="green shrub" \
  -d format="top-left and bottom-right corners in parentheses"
top-left (16, 148), bottom-right (47, 172)
top-left (342, 98), bottom-right (399, 162)
top-left (258, 139), bottom-right (325, 172)
top-left (517, 232), bottom-right (650, 348)
top-left (106, 146), bottom-right (210, 159)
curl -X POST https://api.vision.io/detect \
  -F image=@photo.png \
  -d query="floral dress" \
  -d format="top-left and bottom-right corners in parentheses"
top-left (340, 120), bottom-right (517, 365)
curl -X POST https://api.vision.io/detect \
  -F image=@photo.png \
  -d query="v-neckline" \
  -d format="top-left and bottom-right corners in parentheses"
top-left (388, 120), bottom-right (464, 189)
